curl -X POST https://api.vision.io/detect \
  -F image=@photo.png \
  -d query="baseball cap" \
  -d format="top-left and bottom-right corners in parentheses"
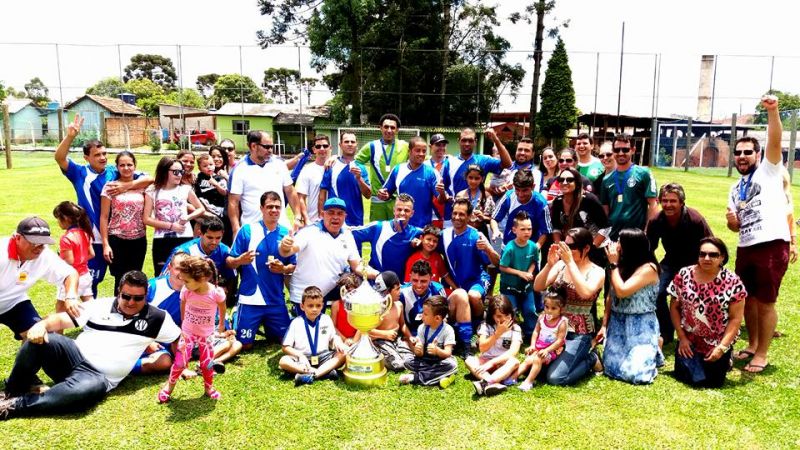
top-left (16, 217), bottom-right (55, 245)
top-left (374, 271), bottom-right (400, 294)
top-left (323, 197), bottom-right (347, 211)
top-left (430, 133), bottom-right (448, 145)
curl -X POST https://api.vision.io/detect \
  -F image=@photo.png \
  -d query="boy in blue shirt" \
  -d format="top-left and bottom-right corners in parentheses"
top-left (491, 169), bottom-right (551, 248)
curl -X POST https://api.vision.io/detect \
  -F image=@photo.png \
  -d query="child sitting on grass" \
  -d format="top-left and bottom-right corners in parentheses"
top-left (467, 295), bottom-right (522, 396)
top-left (399, 295), bottom-right (458, 388)
top-left (360, 271), bottom-right (413, 371)
top-left (516, 290), bottom-right (569, 391)
top-left (279, 286), bottom-right (348, 386)
top-left (330, 272), bottom-right (363, 348)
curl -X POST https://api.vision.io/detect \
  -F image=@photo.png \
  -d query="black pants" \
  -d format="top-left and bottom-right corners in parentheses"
top-left (674, 348), bottom-right (732, 388)
top-left (5, 333), bottom-right (107, 418)
top-left (108, 235), bottom-right (147, 295)
top-left (152, 236), bottom-right (192, 276)
top-left (655, 265), bottom-right (677, 344)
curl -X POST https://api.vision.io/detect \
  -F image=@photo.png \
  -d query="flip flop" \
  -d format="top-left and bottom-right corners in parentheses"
top-left (773, 330), bottom-right (783, 338)
top-left (734, 350), bottom-right (755, 361)
top-left (744, 362), bottom-right (769, 374)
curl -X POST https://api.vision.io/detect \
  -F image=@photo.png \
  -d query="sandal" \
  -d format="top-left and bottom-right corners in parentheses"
top-left (734, 350), bottom-right (755, 361)
top-left (157, 387), bottom-right (172, 404)
top-left (205, 387), bottom-right (221, 400)
top-left (744, 362), bottom-right (769, 374)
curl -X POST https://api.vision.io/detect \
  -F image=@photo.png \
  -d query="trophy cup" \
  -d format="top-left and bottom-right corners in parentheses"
top-left (342, 280), bottom-right (392, 386)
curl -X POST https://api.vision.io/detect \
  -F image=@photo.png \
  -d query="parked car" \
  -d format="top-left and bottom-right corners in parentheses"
top-left (173, 129), bottom-right (216, 146)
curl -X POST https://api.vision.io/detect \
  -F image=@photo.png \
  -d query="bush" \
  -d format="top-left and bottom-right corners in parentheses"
top-left (72, 130), bottom-right (101, 149)
top-left (148, 130), bottom-right (161, 152)
top-left (166, 143), bottom-right (179, 151)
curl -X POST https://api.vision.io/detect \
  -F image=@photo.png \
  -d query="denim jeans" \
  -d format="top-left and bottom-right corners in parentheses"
top-left (5, 333), bottom-right (107, 417)
top-left (656, 265), bottom-right (677, 343)
top-left (545, 332), bottom-right (594, 386)
top-left (500, 288), bottom-right (538, 339)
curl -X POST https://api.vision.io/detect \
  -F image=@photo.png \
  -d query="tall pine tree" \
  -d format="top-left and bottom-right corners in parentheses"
top-left (537, 37), bottom-right (576, 147)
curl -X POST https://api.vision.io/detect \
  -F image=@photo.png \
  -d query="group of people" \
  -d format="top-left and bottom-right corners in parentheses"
top-left (0, 95), bottom-right (793, 418)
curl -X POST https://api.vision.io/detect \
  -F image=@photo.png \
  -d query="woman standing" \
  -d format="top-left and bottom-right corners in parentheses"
top-left (601, 228), bottom-right (662, 384)
top-left (143, 156), bottom-right (205, 275)
top-left (669, 237), bottom-right (746, 387)
top-left (100, 151), bottom-right (148, 294)
top-left (176, 149), bottom-right (196, 186)
top-left (533, 227), bottom-right (605, 385)
top-left (550, 167), bottom-right (608, 263)
top-left (538, 148), bottom-right (559, 202)
top-left (209, 145), bottom-right (230, 180)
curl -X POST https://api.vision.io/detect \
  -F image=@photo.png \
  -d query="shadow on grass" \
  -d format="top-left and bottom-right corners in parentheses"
top-left (164, 395), bottom-right (217, 422)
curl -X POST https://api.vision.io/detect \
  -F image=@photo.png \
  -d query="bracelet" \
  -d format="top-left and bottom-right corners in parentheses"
top-left (716, 343), bottom-right (730, 353)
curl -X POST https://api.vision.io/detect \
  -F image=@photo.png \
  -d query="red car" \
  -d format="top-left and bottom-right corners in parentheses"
top-left (173, 129), bottom-right (217, 146)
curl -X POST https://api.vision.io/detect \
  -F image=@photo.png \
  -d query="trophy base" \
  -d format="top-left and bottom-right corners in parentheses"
top-left (344, 354), bottom-right (388, 387)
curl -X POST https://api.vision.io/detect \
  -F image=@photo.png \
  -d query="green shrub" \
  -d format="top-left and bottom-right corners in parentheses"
top-left (166, 143), bottom-right (179, 151)
top-left (148, 130), bottom-right (161, 152)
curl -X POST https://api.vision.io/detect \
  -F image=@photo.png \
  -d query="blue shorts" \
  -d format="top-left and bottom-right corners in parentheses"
top-left (235, 304), bottom-right (291, 345)
top-left (87, 243), bottom-right (107, 290)
top-left (0, 300), bottom-right (41, 339)
top-left (466, 272), bottom-right (490, 298)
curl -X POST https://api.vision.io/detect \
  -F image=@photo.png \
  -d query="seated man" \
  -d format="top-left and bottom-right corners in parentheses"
top-left (0, 271), bottom-right (180, 420)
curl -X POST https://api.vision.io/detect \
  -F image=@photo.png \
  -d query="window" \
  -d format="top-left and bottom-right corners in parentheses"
top-left (232, 120), bottom-right (250, 135)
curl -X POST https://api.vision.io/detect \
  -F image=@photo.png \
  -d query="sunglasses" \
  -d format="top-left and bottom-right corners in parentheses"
top-left (600, 153), bottom-right (614, 159)
top-left (314, 144), bottom-right (331, 149)
top-left (221, 147), bottom-right (235, 152)
top-left (557, 177), bottom-right (575, 184)
top-left (733, 149), bottom-right (755, 156)
top-left (120, 292), bottom-right (146, 302)
top-left (170, 169), bottom-right (185, 176)
top-left (558, 158), bottom-right (574, 164)
top-left (257, 143), bottom-right (274, 150)
top-left (612, 147), bottom-right (632, 154)
top-left (698, 251), bottom-right (721, 259)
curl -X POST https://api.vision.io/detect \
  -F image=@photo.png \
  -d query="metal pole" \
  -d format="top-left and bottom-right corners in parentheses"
top-left (685, 118), bottom-right (692, 172)
top-left (709, 55), bottom-right (718, 124)
top-left (616, 22), bottom-right (625, 133)
top-left (239, 45), bottom-right (245, 121)
top-left (117, 44), bottom-right (127, 149)
top-left (727, 113), bottom-right (737, 177)
top-left (177, 45), bottom-right (185, 138)
top-left (297, 43), bottom-right (305, 151)
top-left (769, 56), bottom-right (775, 92)
top-left (649, 118), bottom-right (658, 167)
top-left (54, 44), bottom-right (64, 106)
top-left (655, 53), bottom-right (662, 117)
top-left (789, 110), bottom-right (797, 181)
top-left (2, 105), bottom-right (12, 169)
top-left (592, 52), bottom-right (599, 135)
top-left (650, 53), bottom-right (658, 117)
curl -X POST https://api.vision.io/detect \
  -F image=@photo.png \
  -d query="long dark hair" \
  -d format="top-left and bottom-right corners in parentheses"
top-left (538, 147), bottom-right (557, 177)
top-left (464, 164), bottom-right (488, 210)
top-left (486, 294), bottom-right (515, 327)
top-left (618, 228), bottom-right (660, 280)
top-left (565, 227), bottom-right (593, 260)
top-left (559, 167), bottom-right (584, 231)
top-left (154, 156), bottom-right (179, 190)
top-left (209, 145), bottom-right (230, 173)
top-left (53, 201), bottom-right (93, 241)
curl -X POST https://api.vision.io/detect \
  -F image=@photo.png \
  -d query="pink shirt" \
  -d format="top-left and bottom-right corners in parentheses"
top-left (59, 227), bottom-right (90, 275)
top-left (101, 186), bottom-right (145, 240)
top-left (180, 284), bottom-right (225, 337)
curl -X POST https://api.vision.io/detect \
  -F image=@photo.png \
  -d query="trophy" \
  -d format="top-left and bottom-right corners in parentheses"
top-left (342, 280), bottom-right (392, 386)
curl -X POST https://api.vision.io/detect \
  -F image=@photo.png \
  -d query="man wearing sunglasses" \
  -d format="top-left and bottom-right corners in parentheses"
top-left (598, 133), bottom-right (658, 240)
top-left (725, 94), bottom-right (790, 374)
top-left (0, 271), bottom-right (180, 420)
top-left (296, 135), bottom-right (332, 224)
top-left (228, 130), bottom-right (306, 237)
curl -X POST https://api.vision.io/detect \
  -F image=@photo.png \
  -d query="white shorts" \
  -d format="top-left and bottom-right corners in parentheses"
top-left (56, 272), bottom-right (93, 299)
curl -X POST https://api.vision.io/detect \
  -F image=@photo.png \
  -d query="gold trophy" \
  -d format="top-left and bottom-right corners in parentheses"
top-left (343, 277), bottom-right (392, 386)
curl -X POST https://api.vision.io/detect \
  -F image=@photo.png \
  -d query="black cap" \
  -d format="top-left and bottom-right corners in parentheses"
top-left (430, 133), bottom-right (448, 145)
top-left (16, 217), bottom-right (54, 245)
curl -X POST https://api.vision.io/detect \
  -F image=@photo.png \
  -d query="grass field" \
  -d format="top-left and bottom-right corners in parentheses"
top-left (0, 151), bottom-right (798, 449)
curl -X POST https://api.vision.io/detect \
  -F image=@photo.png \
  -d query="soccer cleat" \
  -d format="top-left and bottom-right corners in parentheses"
top-left (472, 380), bottom-right (487, 395)
top-left (484, 383), bottom-right (507, 396)
top-left (439, 374), bottom-right (456, 389)
top-left (294, 373), bottom-right (315, 386)
top-left (0, 397), bottom-right (16, 420)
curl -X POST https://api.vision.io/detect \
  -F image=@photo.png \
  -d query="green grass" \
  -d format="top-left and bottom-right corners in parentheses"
top-left (1, 152), bottom-right (799, 449)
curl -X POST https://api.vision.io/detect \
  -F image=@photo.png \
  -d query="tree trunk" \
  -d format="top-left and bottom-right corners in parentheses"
top-left (439, 0), bottom-right (452, 126)
top-left (528, 0), bottom-right (546, 140)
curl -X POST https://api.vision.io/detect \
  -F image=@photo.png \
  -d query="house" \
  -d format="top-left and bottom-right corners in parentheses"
top-left (64, 95), bottom-right (156, 148)
top-left (0, 98), bottom-right (45, 143)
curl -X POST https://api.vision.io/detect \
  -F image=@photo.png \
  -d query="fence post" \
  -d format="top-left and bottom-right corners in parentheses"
top-left (684, 118), bottom-right (692, 172)
top-left (2, 105), bottom-right (11, 169)
top-left (99, 111), bottom-right (107, 145)
top-left (649, 118), bottom-right (657, 166)
top-left (727, 113), bottom-right (737, 177)
top-left (788, 110), bottom-right (797, 182)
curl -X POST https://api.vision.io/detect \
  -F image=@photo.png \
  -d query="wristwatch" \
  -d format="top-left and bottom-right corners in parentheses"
top-left (607, 263), bottom-right (618, 270)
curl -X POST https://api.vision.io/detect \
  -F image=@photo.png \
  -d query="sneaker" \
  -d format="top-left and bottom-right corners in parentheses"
top-left (212, 362), bottom-right (226, 375)
top-left (324, 369), bottom-right (340, 381)
top-left (484, 383), bottom-right (507, 396)
top-left (501, 377), bottom-right (516, 386)
top-left (439, 374), bottom-right (456, 389)
top-left (472, 380), bottom-right (487, 395)
top-left (518, 381), bottom-right (533, 392)
top-left (294, 373), bottom-right (315, 386)
top-left (398, 374), bottom-right (414, 385)
top-left (0, 397), bottom-right (16, 420)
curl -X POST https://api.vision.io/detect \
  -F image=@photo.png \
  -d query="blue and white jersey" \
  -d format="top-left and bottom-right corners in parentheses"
top-left (230, 221), bottom-right (295, 307)
top-left (162, 237), bottom-right (235, 281)
top-left (399, 281), bottom-right (446, 335)
top-left (351, 220), bottom-right (422, 278)
top-left (319, 157), bottom-right (370, 227)
top-left (62, 159), bottom-right (144, 240)
top-left (383, 162), bottom-right (440, 228)
top-left (147, 275), bottom-right (182, 326)
top-left (439, 226), bottom-right (490, 289)
top-left (442, 154), bottom-right (503, 220)
top-left (492, 190), bottom-right (552, 244)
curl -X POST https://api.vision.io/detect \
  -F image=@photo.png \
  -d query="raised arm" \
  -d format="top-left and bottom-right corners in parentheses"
top-left (54, 114), bottom-right (83, 171)
top-left (762, 94), bottom-right (783, 165)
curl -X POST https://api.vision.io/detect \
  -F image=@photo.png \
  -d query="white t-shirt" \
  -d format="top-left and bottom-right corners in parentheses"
top-left (288, 223), bottom-right (360, 304)
top-left (282, 314), bottom-right (336, 356)
top-left (477, 322), bottom-right (522, 359)
top-left (728, 158), bottom-right (791, 247)
top-left (74, 297), bottom-right (181, 390)
top-left (0, 237), bottom-right (75, 315)
top-left (229, 155), bottom-right (293, 228)
top-left (296, 162), bottom-right (326, 223)
top-left (145, 184), bottom-right (193, 239)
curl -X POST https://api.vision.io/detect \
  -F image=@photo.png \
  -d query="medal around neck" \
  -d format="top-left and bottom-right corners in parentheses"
top-left (343, 281), bottom-right (392, 386)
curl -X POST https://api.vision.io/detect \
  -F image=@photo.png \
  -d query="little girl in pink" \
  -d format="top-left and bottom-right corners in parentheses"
top-left (158, 256), bottom-right (226, 402)
top-left (516, 290), bottom-right (569, 391)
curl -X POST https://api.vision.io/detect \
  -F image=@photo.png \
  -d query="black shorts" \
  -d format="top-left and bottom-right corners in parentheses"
top-left (0, 300), bottom-right (41, 339)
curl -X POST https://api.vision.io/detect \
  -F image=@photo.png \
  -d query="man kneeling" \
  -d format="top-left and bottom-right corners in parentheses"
top-left (0, 271), bottom-right (180, 419)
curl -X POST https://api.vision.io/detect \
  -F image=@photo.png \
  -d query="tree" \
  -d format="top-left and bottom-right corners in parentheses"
top-left (164, 88), bottom-right (206, 109)
top-left (0, 81), bottom-right (6, 102)
top-left (263, 68), bottom-right (300, 103)
top-left (536, 37), bottom-right (576, 146)
top-left (196, 73), bottom-right (220, 99)
top-left (7, 87), bottom-right (27, 99)
top-left (299, 77), bottom-right (318, 105)
top-left (24, 77), bottom-right (50, 107)
top-left (208, 74), bottom-right (266, 109)
top-left (754, 90), bottom-right (800, 126)
top-left (123, 78), bottom-right (166, 117)
top-left (86, 77), bottom-right (125, 98)
top-left (123, 54), bottom-right (178, 91)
